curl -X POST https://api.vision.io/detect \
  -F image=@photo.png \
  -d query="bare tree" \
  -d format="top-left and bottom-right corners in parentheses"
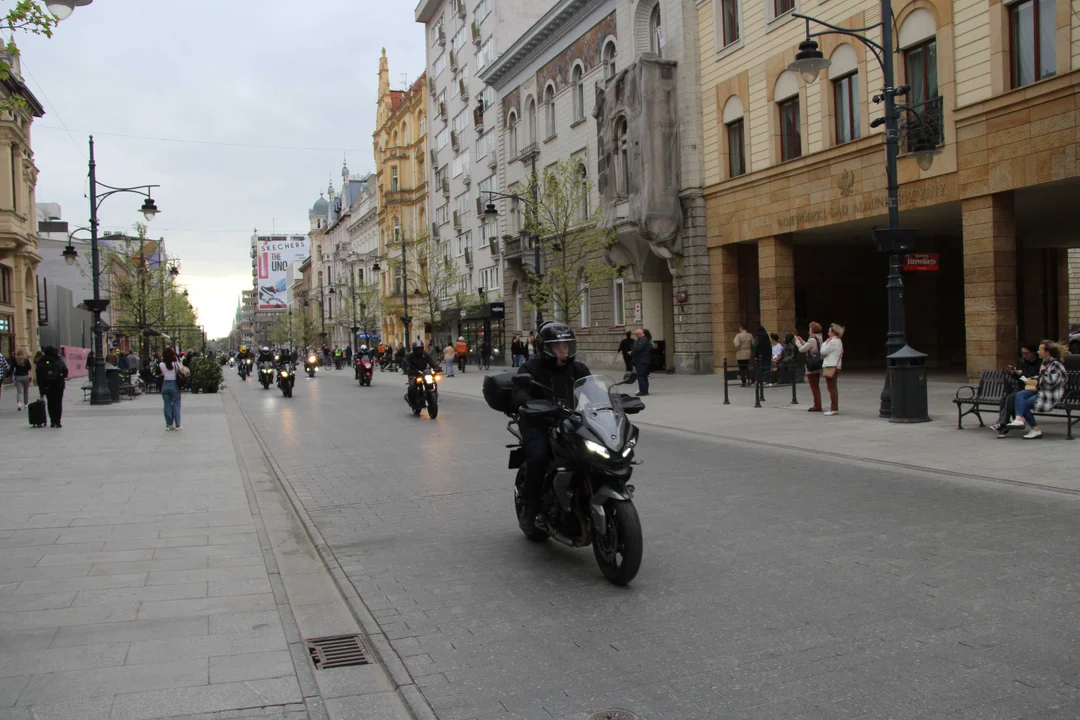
top-left (388, 231), bottom-right (473, 342)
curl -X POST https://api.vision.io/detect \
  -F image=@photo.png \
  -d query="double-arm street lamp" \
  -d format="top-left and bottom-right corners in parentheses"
top-left (64, 136), bottom-right (160, 405)
top-left (787, 5), bottom-right (940, 420)
top-left (482, 190), bottom-right (542, 328)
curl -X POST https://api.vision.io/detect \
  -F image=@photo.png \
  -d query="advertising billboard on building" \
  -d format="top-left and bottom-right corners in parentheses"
top-left (256, 236), bottom-right (309, 310)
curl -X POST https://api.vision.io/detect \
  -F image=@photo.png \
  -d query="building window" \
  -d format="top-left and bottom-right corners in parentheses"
top-left (0, 265), bottom-right (11, 304)
top-left (614, 117), bottom-right (629, 197)
top-left (393, 218), bottom-right (400, 243)
top-left (718, 0), bottom-right (740, 48)
top-left (773, 0), bottom-right (795, 19)
top-left (1010, 0), bottom-right (1056, 88)
top-left (508, 111), bottom-right (518, 157)
top-left (577, 162), bottom-right (589, 223)
top-left (480, 265), bottom-right (499, 294)
top-left (604, 42), bottom-right (617, 80)
top-left (579, 274), bottom-right (590, 327)
top-left (391, 166), bottom-right (399, 192)
top-left (457, 230), bottom-right (472, 256)
top-left (649, 5), bottom-right (663, 57)
top-left (833, 73), bottom-right (859, 144)
top-left (544, 85), bottom-right (556, 139)
top-left (727, 119), bottom-right (746, 177)
top-left (572, 65), bottom-right (585, 121)
top-left (778, 96), bottom-right (801, 161)
top-left (612, 278), bottom-right (625, 326)
top-left (904, 39), bottom-right (938, 105)
top-left (527, 97), bottom-right (537, 145)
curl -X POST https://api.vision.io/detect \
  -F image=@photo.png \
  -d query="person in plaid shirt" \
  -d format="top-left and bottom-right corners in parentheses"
top-left (1005, 341), bottom-right (1068, 440)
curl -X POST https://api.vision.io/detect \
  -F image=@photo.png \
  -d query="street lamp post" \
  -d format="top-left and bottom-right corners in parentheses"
top-left (788, 7), bottom-right (939, 419)
top-left (83, 136), bottom-right (161, 406)
top-left (482, 186), bottom-right (542, 328)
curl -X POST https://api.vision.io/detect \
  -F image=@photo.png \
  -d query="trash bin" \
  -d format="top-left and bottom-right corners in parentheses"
top-left (887, 345), bottom-right (930, 423)
top-left (107, 369), bottom-right (121, 402)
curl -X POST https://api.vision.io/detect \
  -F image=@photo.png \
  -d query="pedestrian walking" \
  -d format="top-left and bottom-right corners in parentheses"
top-left (820, 323), bottom-right (844, 415)
top-left (480, 337), bottom-right (492, 370)
top-left (1003, 340), bottom-right (1067, 440)
top-left (752, 326), bottom-right (771, 388)
top-left (733, 324), bottom-right (754, 386)
top-left (795, 322), bottom-right (824, 411)
top-left (510, 333), bottom-right (525, 368)
top-left (618, 331), bottom-right (634, 372)
top-left (36, 346), bottom-right (68, 428)
top-left (631, 328), bottom-right (651, 396)
top-left (9, 349), bottom-right (32, 410)
top-left (455, 336), bottom-right (468, 373)
top-left (159, 347), bottom-right (184, 431)
top-left (527, 331), bottom-right (536, 360)
top-left (443, 342), bottom-right (456, 377)
top-left (32, 350), bottom-right (44, 398)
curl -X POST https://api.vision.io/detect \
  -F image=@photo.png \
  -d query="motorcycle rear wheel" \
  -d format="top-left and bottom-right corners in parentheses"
top-left (514, 468), bottom-right (549, 542)
top-left (591, 500), bottom-right (642, 585)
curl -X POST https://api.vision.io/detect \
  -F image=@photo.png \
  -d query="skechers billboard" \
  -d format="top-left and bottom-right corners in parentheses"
top-left (256, 236), bottom-right (309, 310)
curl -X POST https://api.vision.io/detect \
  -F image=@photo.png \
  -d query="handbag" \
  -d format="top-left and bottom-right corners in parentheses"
top-left (1023, 377), bottom-right (1037, 392)
top-left (804, 338), bottom-right (823, 372)
top-left (823, 366), bottom-right (837, 379)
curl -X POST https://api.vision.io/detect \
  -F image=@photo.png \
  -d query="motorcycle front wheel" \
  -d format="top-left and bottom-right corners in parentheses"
top-left (513, 468), bottom-right (549, 542)
top-left (426, 394), bottom-right (438, 418)
top-left (591, 500), bottom-right (642, 585)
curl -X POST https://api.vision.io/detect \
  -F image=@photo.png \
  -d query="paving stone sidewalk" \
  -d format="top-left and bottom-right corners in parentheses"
top-left (0, 388), bottom-right (411, 720)
top-left (436, 368), bottom-right (1079, 493)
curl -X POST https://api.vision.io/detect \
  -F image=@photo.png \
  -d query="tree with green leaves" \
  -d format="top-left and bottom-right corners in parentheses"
top-left (266, 314), bottom-right (290, 347)
top-left (387, 231), bottom-right (473, 342)
top-left (524, 159), bottom-right (619, 326)
top-left (2, 2), bottom-right (58, 114)
top-left (293, 301), bottom-right (320, 350)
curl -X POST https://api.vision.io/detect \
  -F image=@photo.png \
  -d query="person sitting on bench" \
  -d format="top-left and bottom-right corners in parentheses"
top-left (991, 341), bottom-right (1042, 435)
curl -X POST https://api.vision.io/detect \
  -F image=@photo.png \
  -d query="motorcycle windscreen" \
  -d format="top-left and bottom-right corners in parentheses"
top-left (573, 375), bottom-right (627, 452)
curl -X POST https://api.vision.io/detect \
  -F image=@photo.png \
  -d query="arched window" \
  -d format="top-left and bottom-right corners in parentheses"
top-left (577, 162), bottom-right (589, 223)
top-left (572, 65), bottom-right (585, 122)
top-left (723, 95), bottom-right (746, 177)
top-left (774, 70), bottom-right (801, 161)
top-left (829, 44), bottom-right (860, 144)
top-left (508, 111), bottom-right (518, 157)
top-left (527, 97), bottom-right (537, 145)
top-left (417, 158), bottom-right (425, 185)
top-left (898, 9), bottom-right (940, 147)
top-left (402, 122), bottom-right (410, 145)
top-left (544, 84), bottom-right (555, 139)
top-left (649, 4), bottom-right (663, 57)
top-left (604, 41), bottom-right (617, 80)
top-left (614, 117), bottom-right (629, 196)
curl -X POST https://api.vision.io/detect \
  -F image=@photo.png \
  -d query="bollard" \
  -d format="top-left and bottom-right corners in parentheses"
top-left (753, 358), bottom-right (761, 408)
top-left (723, 358), bottom-right (730, 405)
top-left (790, 362), bottom-right (798, 405)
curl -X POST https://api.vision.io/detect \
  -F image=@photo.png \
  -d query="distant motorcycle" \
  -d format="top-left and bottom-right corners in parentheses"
top-left (277, 362), bottom-right (296, 398)
top-left (238, 358), bottom-right (252, 380)
top-left (356, 357), bottom-right (374, 387)
top-left (257, 361), bottom-right (275, 389)
top-left (304, 353), bottom-right (318, 378)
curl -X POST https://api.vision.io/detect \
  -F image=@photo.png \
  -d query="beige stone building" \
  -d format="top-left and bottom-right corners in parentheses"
top-left (698, 0), bottom-right (1079, 376)
top-left (0, 58), bottom-right (44, 357)
top-left (374, 51), bottom-right (429, 347)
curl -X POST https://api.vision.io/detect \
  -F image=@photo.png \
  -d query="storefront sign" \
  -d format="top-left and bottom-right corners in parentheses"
top-left (903, 253), bottom-right (940, 271)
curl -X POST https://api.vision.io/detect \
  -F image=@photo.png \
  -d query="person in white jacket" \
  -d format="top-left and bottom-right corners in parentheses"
top-left (820, 323), bottom-right (845, 415)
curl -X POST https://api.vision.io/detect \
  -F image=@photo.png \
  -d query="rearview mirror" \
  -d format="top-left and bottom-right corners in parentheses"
top-left (512, 373), bottom-right (533, 388)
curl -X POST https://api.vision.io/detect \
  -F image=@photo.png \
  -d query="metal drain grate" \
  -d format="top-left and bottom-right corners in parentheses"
top-left (307, 634), bottom-right (372, 670)
top-left (586, 711), bottom-right (642, 720)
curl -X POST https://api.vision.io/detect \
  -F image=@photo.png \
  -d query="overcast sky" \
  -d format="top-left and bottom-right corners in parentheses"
top-left (19, 0), bottom-right (426, 338)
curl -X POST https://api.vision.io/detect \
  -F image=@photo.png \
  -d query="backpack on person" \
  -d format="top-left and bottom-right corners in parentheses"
top-left (805, 337), bottom-right (824, 372)
top-left (39, 359), bottom-right (61, 386)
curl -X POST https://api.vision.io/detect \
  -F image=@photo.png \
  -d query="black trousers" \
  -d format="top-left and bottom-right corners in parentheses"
top-left (997, 391), bottom-right (1018, 426)
top-left (737, 359), bottom-right (749, 385)
top-left (622, 352), bottom-right (633, 372)
top-left (520, 425), bottom-right (550, 508)
top-left (45, 385), bottom-right (64, 425)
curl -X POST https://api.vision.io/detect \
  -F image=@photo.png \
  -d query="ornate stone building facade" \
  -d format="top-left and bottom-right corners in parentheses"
top-left (0, 58), bottom-right (44, 357)
top-left (699, 0), bottom-right (1078, 376)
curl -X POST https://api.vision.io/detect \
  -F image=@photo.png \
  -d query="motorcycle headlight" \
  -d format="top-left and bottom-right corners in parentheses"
top-left (424, 374), bottom-right (434, 383)
top-left (308, 355), bottom-right (317, 363)
top-left (434, 374), bottom-right (442, 382)
top-left (584, 440), bottom-right (611, 459)
top-left (415, 377), bottom-right (424, 384)
top-left (622, 446), bottom-right (633, 458)
top-left (280, 370), bottom-right (289, 377)
top-left (274, 355), bottom-right (280, 362)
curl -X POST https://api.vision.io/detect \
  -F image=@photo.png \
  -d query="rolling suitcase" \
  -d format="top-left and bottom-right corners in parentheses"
top-left (28, 399), bottom-right (47, 428)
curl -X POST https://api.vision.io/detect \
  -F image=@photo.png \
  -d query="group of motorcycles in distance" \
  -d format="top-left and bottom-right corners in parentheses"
top-left (219, 345), bottom-right (441, 417)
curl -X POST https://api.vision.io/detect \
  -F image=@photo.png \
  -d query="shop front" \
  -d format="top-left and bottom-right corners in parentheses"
top-left (449, 302), bottom-right (506, 368)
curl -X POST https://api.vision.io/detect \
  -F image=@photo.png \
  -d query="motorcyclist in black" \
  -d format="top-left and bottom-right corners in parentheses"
top-left (395, 343), bottom-right (408, 368)
top-left (402, 340), bottom-right (441, 405)
top-left (511, 322), bottom-right (591, 532)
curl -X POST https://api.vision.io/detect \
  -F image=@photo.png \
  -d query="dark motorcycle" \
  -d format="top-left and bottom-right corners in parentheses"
top-left (238, 357), bottom-right (252, 380)
top-left (483, 372), bottom-right (645, 586)
top-left (304, 353), bottom-right (318, 378)
top-left (405, 369), bottom-right (441, 418)
top-left (257, 361), bottom-right (275, 389)
top-left (356, 357), bottom-right (374, 387)
top-left (277, 362), bottom-right (296, 397)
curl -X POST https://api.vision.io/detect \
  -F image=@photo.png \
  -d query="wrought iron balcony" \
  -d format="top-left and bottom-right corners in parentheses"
top-left (901, 95), bottom-right (944, 155)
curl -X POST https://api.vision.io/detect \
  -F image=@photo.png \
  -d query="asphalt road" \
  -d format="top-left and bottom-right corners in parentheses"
top-left (228, 365), bottom-right (1080, 720)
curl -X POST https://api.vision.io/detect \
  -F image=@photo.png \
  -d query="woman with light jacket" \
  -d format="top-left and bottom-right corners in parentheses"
top-left (820, 323), bottom-right (844, 416)
top-left (1004, 340), bottom-right (1067, 439)
top-left (795, 322), bottom-right (824, 411)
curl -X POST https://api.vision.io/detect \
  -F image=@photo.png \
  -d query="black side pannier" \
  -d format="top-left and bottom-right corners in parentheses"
top-left (483, 372), bottom-right (516, 414)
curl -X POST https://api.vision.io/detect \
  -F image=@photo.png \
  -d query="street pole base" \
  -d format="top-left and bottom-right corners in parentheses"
top-left (889, 415), bottom-right (931, 424)
top-left (90, 390), bottom-right (113, 406)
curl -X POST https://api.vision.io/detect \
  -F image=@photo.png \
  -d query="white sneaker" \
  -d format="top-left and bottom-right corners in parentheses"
top-left (16, 401), bottom-right (21, 411)
top-left (1007, 419), bottom-right (1026, 428)
top-left (165, 426), bottom-right (174, 431)
top-left (824, 410), bottom-right (839, 416)
top-left (174, 426), bottom-right (183, 431)
top-left (1023, 429), bottom-right (1043, 439)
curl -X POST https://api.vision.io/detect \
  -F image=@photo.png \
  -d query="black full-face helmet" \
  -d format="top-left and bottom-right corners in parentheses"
top-left (412, 339), bottom-right (425, 351)
top-left (534, 322), bottom-right (577, 363)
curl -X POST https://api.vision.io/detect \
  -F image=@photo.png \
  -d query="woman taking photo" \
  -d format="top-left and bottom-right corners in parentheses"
top-left (159, 347), bottom-right (183, 431)
top-left (1006, 340), bottom-right (1067, 440)
top-left (820, 323), bottom-right (845, 416)
top-left (795, 322), bottom-right (824, 411)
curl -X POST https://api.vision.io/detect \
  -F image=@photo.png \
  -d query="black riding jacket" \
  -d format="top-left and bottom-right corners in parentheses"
top-left (403, 350), bottom-right (440, 375)
top-left (512, 357), bottom-right (591, 417)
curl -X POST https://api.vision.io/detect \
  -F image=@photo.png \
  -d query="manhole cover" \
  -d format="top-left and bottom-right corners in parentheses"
top-left (307, 634), bottom-right (371, 669)
top-left (586, 711), bottom-right (642, 720)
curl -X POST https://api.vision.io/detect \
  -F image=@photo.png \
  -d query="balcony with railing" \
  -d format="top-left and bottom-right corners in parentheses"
top-left (384, 184), bottom-right (426, 205)
top-left (514, 142), bottom-right (539, 163)
top-left (900, 96), bottom-right (944, 155)
top-left (386, 146), bottom-right (410, 160)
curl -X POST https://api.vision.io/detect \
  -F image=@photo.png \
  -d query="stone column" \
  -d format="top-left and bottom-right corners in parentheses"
top-left (673, 192), bottom-right (713, 374)
top-left (962, 193), bottom-right (1017, 378)
top-left (758, 235), bottom-right (795, 335)
top-left (709, 244), bottom-right (740, 370)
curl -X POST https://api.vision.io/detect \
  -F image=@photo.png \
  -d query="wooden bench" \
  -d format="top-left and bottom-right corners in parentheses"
top-left (954, 369), bottom-right (1080, 439)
